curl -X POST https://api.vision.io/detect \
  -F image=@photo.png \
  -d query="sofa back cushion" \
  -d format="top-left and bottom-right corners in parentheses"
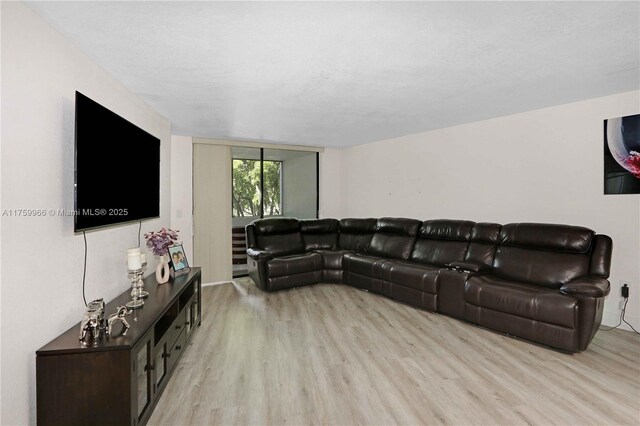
top-left (368, 217), bottom-right (421, 260)
top-left (464, 222), bottom-right (502, 267)
top-left (338, 218), bottom-right (377, 252)
top-left (253, 218), bottom-right (304, 257)
top-left (301, 218), bottom-right (339, 250)
top-left (493, 223), bottom-right (594, 287)
top-left (410, 220), bottom-right (474, 266)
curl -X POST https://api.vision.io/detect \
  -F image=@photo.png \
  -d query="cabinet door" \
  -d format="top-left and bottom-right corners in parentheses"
top-left (153, 340), bottom-right (168, 392)
top-left (194, 278), bottom-right (201, 325)
top-left (186, 293), bottom-right (202, 340)
top-left (185, 301), bottom-right (193, 337)
top-left (133, 336), bottom-right (153, 424)
top-left (167, 329), bottom-right (186, 373)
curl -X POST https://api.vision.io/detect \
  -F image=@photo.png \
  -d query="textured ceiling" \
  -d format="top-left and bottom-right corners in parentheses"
top-left (26, 1), bottom-right (640, 148)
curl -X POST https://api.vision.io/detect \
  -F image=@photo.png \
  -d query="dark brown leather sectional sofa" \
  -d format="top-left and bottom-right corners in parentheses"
top-left (246, 217), bottom-right (612, 352)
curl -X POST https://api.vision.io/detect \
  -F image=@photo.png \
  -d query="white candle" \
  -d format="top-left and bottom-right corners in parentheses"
top-left (127, 253), bottom-right (142, 270)
top-left (127, 247), bottom-right (141, 256)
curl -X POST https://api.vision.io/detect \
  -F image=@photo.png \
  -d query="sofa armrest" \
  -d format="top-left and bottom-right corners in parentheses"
top-left (246, 248), bottom-right (273, 261)
top-left (446, 261), bottom-right (491, 273)
top-left (560, 276), bottom-right (610, 298)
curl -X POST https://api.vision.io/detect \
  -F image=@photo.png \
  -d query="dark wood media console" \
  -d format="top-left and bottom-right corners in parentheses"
top-left (36, 267), bottom-right (202, 426)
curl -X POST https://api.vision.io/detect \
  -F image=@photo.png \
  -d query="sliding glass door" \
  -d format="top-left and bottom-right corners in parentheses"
top-left (231, 147), bottom-right (262, 221)
top-left (231, 147), bottom-right (318, 277)
top-left (264, 149), bottom-right (317, 220)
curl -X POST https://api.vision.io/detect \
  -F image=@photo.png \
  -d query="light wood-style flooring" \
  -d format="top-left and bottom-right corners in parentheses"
top-left (148, 278), bottom-right (640, 425)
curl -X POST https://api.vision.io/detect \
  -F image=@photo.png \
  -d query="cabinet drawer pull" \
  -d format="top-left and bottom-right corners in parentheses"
top-left (185, 321), bottom-right (190, 326)
top-left (175, 325), bottom-right (182, 330)
top-left (144, 364), bottom-right (155, 372)
top-left (175, 345), bottom-right (182, 350)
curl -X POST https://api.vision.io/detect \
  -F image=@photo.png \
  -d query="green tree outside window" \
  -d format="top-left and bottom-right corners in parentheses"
top-left (232, 159), bottom-right (281, 217)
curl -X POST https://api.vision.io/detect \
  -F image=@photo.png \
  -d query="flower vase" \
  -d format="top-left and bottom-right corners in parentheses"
top-left (155, 255), bottom-right (170, 284)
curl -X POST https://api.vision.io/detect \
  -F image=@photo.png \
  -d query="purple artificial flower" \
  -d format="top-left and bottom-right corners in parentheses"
top-left (144, 228), bottom-right (181, 256)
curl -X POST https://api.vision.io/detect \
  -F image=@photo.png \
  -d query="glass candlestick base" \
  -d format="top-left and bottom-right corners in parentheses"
top-left (137, 276), bottom-right (149, 299)
top-left (126, 298), bottom-right (144, 310)
top-left (126, 268), bottom-right (144, 309)
top-left (138, 265), bottom-right (149, 298)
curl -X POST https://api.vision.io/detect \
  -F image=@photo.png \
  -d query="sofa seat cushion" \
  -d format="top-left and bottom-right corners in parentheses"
top-left (314, 249), bottom-right (350, 270)
top-left (465, 275), bottom-right (577, 328)
top-left (267, 252), bottom-right (322, 278)
top-left (380, 261), bottom-right (439, 294)
top-left (343, 253), bottom-right (387, 277)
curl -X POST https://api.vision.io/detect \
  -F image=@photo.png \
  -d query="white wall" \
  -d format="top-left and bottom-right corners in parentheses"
top-left (319, 148), bottom-right (344, 219)
top-left (333, 91), bottom-right (640, 330)
top-left (170, 135), bottom-right (193, 262)
top-left (1, 3), bottom-right (171, 424)
top-left (282, 154), bottom-right (317, 219)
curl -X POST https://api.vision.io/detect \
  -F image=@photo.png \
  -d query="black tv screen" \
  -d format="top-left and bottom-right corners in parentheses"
top-left (74, 91), bottom-right (160, 232)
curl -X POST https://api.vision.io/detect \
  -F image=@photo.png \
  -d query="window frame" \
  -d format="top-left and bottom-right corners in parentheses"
top-left (231, 149), bottom-right (318, 220)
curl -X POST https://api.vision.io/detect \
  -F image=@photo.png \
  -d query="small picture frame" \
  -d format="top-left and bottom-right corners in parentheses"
top-left (167, 244), bottom-right (190, 274)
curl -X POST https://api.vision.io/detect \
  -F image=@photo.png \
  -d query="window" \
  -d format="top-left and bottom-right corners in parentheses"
top-left (261, 160), bottom-right (282, 217)
top-left (232, 158), bottom-right (282, 217)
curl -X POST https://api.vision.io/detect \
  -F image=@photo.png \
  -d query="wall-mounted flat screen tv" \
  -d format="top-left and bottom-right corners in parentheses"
top-left (74, 91), bottom-right (160, 232)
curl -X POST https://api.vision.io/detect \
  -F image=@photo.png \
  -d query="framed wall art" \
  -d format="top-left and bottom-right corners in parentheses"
top-left (604, 113), bottom-right (640, 194)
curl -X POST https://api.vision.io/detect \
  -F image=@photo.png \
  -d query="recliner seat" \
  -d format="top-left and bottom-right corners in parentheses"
top-left (246, 217), bottom-right (612, 352)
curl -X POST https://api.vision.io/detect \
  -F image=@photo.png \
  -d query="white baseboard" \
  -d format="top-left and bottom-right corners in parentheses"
top-left (602, 310), bottom-right (639, 332)
top-left (202, 280), bottom-right (234, 287)
top-left (202, 276), bottom-right (252, 287)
